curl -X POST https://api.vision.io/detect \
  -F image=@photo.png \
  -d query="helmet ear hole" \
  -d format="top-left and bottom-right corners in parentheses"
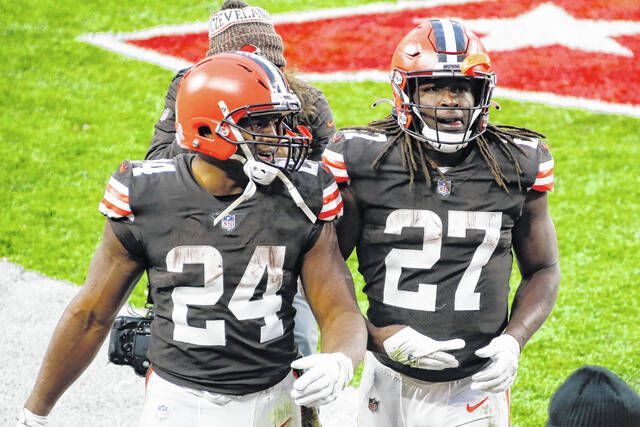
top-left (198, 126), bottom-right (212, 138)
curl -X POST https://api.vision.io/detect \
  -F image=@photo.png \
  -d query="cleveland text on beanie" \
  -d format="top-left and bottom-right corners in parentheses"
top-left (547, 365), bottom-right (640, 427)
top-left (206, 0), bottom-right (286, 68)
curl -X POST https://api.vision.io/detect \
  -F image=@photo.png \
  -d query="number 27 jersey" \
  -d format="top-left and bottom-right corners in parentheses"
top-left (323, 130), bottom-right (554, 382)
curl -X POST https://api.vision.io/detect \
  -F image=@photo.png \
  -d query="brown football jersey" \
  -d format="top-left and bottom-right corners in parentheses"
top-left (323, 129), bottom-right (554, 382)
top-left (99, 155), bottom-right (342, 394)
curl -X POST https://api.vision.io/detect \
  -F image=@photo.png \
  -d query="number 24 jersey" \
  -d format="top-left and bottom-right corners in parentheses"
top-left (323, 129), bottom-right (554, 382)
top-left (99, 155), bottom-right (342, 394)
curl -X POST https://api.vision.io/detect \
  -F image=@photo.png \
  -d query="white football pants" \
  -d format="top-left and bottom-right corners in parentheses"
top-left (357, 352), bottom-right (510, 427)
top-left (138, 370), bottom-right (301, 427)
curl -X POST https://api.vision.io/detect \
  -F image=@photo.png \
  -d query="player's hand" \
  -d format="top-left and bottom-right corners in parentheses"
top-left (383, 327), bottom-right (465, 370)
top-left (471, 334), bottom-right (521, 393)
top-left (16, 408), bottom-right (48, 427)
top-left (290, 353), bottom-right (353, 407)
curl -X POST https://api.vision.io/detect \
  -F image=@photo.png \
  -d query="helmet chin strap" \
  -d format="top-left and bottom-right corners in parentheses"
top-left (241, 149), bottom-right (279, 185)
top-left (412, 105), bottom-right (485, 153)
top-left (420, 125), bottom-right (470, 153)
top-left (212, 101), bottom-right (317, 226)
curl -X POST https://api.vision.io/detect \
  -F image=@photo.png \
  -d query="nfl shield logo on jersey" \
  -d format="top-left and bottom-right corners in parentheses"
top-left (221, 214), bottom-right (236, 231)
top-left (437, 179), bottom-right (451, 197)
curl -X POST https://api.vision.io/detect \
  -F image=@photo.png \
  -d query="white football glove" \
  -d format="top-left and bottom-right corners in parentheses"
top-left (16, 408), bottom-right (48, 427)
top-left (471, 334), bottom-right (521, 393)
top-left (383, 327), bottom-right (465, 370)
top-left (290, 353), bottom-right (353, 407)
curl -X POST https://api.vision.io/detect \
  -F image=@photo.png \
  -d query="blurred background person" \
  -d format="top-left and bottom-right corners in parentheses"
top-left (547, 365), bottom-right (640, 427)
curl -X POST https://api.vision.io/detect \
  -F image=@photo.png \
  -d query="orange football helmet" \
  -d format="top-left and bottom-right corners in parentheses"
top-left (175, 52), bottom-right (310, 171)
top-left (390, 19), bottom-right (495, 152)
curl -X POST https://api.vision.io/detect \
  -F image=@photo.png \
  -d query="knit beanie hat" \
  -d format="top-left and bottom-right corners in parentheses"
top-left (547, 366), bottom-right (640, 427)
top-left (207, 0), bottom-right (286, 68)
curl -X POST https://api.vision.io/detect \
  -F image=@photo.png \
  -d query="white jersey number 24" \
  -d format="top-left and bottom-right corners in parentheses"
top-left (383, 209), bottom-right (502, 311)
top-left (167, 245), bottom-right (286, 346)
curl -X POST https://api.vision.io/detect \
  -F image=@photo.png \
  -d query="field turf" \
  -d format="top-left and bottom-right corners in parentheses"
top-left (1, 1), bottom-right (638, 425)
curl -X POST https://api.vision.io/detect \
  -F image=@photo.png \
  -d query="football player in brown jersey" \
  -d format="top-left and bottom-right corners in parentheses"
top-left (323, 19), bottom-right (560, 426)
top-left (146, 0), bottom-right (336, 361)
top-left (18, 52), bottom-right (365, 427)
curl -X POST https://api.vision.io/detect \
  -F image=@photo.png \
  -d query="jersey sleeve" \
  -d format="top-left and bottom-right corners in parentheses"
top-left (530, 141), bottom-right (554, 192)
top-left (321, 131), bottom-right (350, 185)
top-left (317, 165), bottom-right (344, 222)
top-left (98, 161), bottom-right (135, 222)
top-left (98, 161), bottom-right (147, 257)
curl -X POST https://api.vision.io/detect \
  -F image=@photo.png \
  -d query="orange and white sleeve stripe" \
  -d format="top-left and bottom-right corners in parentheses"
top-left (98, 176), bottom-right (134, 221)
top-left (531, 159), bottom-right (554, 192)
top-left (318, 181), bottom-right (344, 221)
top-left (321, 149), bottom-right (349, 184)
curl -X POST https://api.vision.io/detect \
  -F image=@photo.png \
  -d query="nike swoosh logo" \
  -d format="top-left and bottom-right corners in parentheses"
top-left (466, 397), bottom-right (489, 413)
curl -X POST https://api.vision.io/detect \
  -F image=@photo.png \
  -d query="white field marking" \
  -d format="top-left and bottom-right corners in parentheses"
top-left (269, 0), bottom-right (486, 24)
top-left (77, 1), bottom-right (640, 118)
top-left (298, 71), bottom-right (640, 118)
top-left (76, 0), bottom-right (486, 67)
top-left (77, 32), bottom-right (193, 71)
top-left (453, 3), bottom-right (640, 56)
top-left (494, 87), bottom-right (640, 118)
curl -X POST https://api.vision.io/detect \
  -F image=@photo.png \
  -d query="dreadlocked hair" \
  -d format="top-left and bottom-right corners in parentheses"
top-left (348, 115), bottom-right (545, 193)
top-left (284, 69), bottom-right (318, 124)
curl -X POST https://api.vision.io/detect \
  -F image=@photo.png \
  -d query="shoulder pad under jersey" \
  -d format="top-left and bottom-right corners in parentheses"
top-left (322, 129), bottom-right (388, 185)
top-left (98, 159), bottom-right (177, 221)
top-left (289, 160), bottom-right (343, 222)
top-left (510, 138), bottom-right (554, 193)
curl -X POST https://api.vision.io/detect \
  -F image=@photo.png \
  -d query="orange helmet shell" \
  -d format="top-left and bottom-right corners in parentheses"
top-left (391, 20), bottom-right (491, 77)
top-left (389, 19), bottom-right (495, 148)
top-left (175, 52), bottom-right (300, 160)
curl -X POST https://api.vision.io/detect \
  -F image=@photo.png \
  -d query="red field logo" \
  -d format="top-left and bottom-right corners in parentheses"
top-left (80, 0), bottom-right (640, 116)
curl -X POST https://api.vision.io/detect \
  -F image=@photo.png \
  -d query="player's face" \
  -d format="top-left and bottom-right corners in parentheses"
top-left (238, 115), bottom-right (288, 164)
top-left (417, 78), bottom-right (475, 133)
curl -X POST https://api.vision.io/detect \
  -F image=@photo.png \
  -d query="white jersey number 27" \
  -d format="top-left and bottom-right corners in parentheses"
top-left (167, 245), bottom-right (285, 346)
top-left (383, 209), bottom-right (502, 311)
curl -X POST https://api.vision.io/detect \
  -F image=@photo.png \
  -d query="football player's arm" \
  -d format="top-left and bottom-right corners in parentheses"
top-left (334, 188), bottom-right (413, 356)
top-left (335, 186), bottom-right (362, 260)
top-left (145, 70), bottom-right (186, 160)
top-left (291, 222), bottom-right (366, 406)
top-left (306, 91), bottom-right (335, 161)
top-left (301, 221), bottom-right (365, 365)
top-left (506, 190), bottom-right (560, 349)
top-left (23, 221), bottom-right (144, 417)
top-left (365, 322), bottom-right (405, 352)
top-left (470, 190), bottom-right (559, 393)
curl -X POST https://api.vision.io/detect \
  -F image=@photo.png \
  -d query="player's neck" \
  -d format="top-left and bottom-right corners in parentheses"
top-left (191, 155), bottom-right (247, 196)
top-left (427, 144), bottom-right (472, 168)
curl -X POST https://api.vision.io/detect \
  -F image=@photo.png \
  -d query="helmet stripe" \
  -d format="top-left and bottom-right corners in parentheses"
top-left (451, 20), bottom-right (467, 62)
top-left (232, 51), bottom-right (302, 115)
top-left (431, 19), bottom-right (467, 63)
top-left (451, 20), bottom-right (466, 53)
top-left (236, 51), bottom-right (291, 102)
top-left (430, 19), bottom-right (447, 52)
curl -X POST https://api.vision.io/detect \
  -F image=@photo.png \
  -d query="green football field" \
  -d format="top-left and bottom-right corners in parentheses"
top-left (1, 1), bottom-right (638, 425)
